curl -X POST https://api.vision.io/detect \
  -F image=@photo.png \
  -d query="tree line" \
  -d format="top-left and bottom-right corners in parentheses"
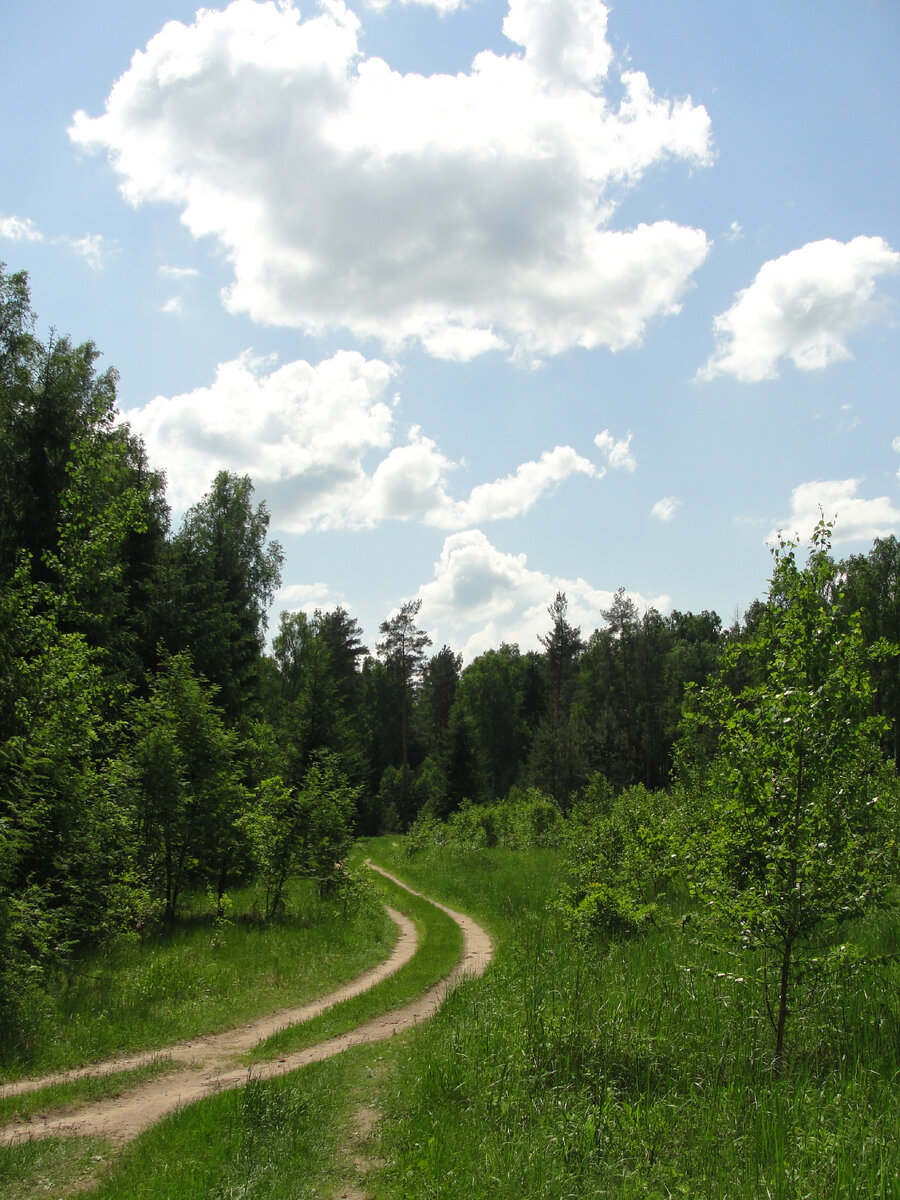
top-left (2, 264), bottom-right (899, 1053)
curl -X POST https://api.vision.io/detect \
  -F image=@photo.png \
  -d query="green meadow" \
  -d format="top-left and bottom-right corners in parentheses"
top-left (3, 838), bottom-right (897, 1199)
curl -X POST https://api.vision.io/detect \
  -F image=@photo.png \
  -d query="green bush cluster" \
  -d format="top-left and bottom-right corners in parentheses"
top-left (402, 787), bottom-right (564, 858)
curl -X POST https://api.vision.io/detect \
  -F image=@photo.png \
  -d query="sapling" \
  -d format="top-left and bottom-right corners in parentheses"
top-left (678, 518), bottom-right (897, 1070)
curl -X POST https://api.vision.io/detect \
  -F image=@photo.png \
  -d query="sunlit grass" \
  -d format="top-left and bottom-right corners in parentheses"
top-left (0, 1058), bottom-right (175, 1126)
top-left (4, 842), bottom-right (896, 1199)
top-left (2, 876), bottom-right (396, 1080)
top-left (2, 1045), bottom-right (387, 1200)
top-left (368, 844), bottom-right (900, 1200)
top-left (246, 845), bottom-right (463, 1060)
top-left (0, 1134), bottom-right (113, 1200)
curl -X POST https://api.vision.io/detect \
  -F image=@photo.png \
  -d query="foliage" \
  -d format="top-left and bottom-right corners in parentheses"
top-left (129, 651), bottom-right (247, 919)
top-left (239, 775), bottom-right (301, 918)
top-left (166, 471), bottom-right (282, 720)
top-left (677, 519), bottom-right (898, 1066)
top-left (294, 751), bottom-right (360, 896)
top-left (529, 592), bottom-right (586, 804)
top-left (560, 776), bottom-right (679, 941)
top-left (367, 843), bottom-right (899, 1200)
top-left (401, 787), bottom-right (564, 859)
top-left (377, 599), bottom-right (432, 825)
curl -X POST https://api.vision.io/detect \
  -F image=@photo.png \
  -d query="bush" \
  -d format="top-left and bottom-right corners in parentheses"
top-left (560, 776), bottom-right (679, 943)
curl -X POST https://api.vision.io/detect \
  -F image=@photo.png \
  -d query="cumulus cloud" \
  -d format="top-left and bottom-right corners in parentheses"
top-left (428, 444), bottom-right (597, 528)
top-left (416, 528), bottom-right (667, 660)
top-left (161, 296), bottom-right (182, 314)
top-left (70, 0), bottom-right (712, 361)
top-left (768, 479), bottom-right (900, 546)
top-left (594, 428), bottom-right (636, 471)
top-left (124, 349), bottom-right (396, 519)
top-left (651, 496), bottom-right (681, 521)
top-left (699, 236), bottom-right (900, 383)
top-left (0, 214), bottom-right (43, 242)
top-left (124, 349), bottom-right (599, 530)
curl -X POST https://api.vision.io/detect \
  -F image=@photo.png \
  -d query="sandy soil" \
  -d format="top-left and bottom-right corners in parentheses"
top-left (0, 862), bottom-right (494, 1148)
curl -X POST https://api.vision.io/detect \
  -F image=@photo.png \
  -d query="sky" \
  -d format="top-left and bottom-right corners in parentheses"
top-left (2, 0), bottom-right (899, 660)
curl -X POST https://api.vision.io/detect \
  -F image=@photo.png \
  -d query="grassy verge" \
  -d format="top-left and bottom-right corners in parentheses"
top-left (1, 1044), bottom-right (390, 1200)
top-left (2, 875), bottom-right (396, 1081)
top-left (0, 847), bottom-right (469, 1200)
top-left (245, 848), bottom-right (463, 1061)
top-left (89, 1048), bottom-right (384, 1200)
top-left (367, 844), bottom-right (900, 1200)
top-left (0, 1135), bottom-right (113, 1200)
top-left (0, 1059), bottom-right (176, 1126)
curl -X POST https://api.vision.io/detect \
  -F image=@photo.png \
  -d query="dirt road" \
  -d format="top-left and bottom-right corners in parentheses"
top-left (0, 862), bottom-right (493, 1148)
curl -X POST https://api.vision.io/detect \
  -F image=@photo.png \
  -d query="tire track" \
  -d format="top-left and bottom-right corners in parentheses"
top-left (1, 862), bottom-right (493, 1147)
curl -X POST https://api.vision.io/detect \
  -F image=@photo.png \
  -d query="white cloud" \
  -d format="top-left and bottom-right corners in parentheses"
top-left (651, 496), bottom-right (681, 521)
top-left (0, 214), bottom-right (43, 242)
top-left (65, 233), bottom-right (107, 269)
top-left (594, 428), bottom-right (636, 471)
top-left (124, 350), bottom-right (599, 530)
top-left (276, 581), bottom-right (337, 613)
top-left (70, 0), bottom-right (712, 361)
top-left (768, 479), bottom-right (900, 546)
top-left (161, 296), bottom-right (182, 314)
top-left (427, 444), bottom-right (597, 528)
top-left (366, 0), bottom-right (466, 13)
top-left (699, 236), bottom-right (900, 383)
top-left (124, 349), bottom-right (397, 519)
top-left (0, 216), bottom-right (107, 267)
top-left (416, 528), bottom-right (667, 660)
top-left (159, 265), bottom-right (199, 279)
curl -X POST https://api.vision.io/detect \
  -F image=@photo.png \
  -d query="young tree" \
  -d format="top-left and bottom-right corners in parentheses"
top-left (295, 752), bottom-right (359, 897)
top-left (131, 652), bottom-right (246, 918)
top-left (678, 520), bottom-right (897, 1070)
top-left (841, 536), bottom-right (900, 766)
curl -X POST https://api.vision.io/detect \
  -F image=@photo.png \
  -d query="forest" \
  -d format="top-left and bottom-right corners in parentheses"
top-left (2, 260), bottom-right (899, 1108)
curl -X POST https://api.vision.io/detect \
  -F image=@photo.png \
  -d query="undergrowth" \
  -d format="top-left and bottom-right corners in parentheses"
top-left (370, 842), bottom-right (900, 1200)
top-left (0, 874), bottom-right (394, 1080)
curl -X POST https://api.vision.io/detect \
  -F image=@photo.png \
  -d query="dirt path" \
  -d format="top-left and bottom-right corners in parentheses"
top-left (0, 862), bottom-right (493, 1148)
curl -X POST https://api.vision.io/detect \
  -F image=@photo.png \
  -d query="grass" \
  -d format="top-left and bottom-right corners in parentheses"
top-left (0, 845), bottom-right (468, 1199)
top-left (0, 1059), bottom-right (176, 1125)
top-left (5, 840), bottom-right (896, 1199)
top-left (1, 874), bottom-right (397, 1081)
top-left (365, 843), bottom-right (900, 1200)
top-left (0, 1045), bottom-right (390, 1200)
top-left (245, 850), bottom-right (463, 1061)
top-left (86, 1047), bottom-right (383, 1200)
top-left (0, 1134), bottom-right (113, 1200)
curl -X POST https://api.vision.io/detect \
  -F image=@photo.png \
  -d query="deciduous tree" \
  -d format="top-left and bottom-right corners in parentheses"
top-left (678, 520), bottom-right (897, 1070)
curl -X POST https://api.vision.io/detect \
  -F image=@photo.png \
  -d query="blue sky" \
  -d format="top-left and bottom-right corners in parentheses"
top-left (3, 0), bottom-right (899, 658)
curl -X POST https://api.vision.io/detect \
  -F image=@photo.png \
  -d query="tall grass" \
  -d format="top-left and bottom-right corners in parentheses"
top-left (370, 843), bottom-right (900, 1200)
top-left (61, 1047), bottom-right (381, 1200)
top-left (246, 859), bottom-right (463, 1061)
top-left (2, 875), bottom-right (395, 1080)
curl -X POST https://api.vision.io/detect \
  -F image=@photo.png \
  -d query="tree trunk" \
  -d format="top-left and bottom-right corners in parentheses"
top-left (774, 936), bottom-right (792, 1073)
